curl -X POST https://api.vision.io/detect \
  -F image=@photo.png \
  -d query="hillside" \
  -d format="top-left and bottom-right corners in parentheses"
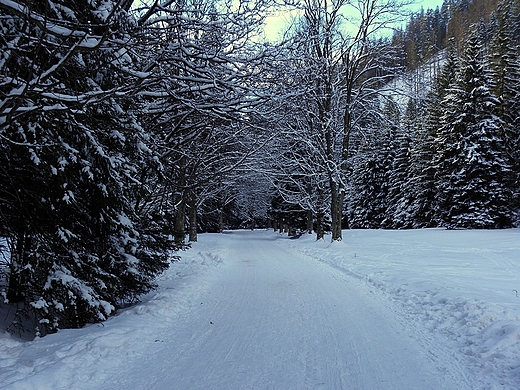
top-left (394, 0), bottom-right (506, 72)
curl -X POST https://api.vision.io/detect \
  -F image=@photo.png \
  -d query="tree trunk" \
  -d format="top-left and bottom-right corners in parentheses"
top-left (316, 188), bottom-right (325, 240)
top-left (173, 198), bottom-right (186, 245)
top-left (174, 156), bottom-right (187, 246)
top-left (188, 191), bottom-right (197, 242)
top-left (6, 230), bottom-right (31, 303)
top-left (329, 181), bottom-right (343, 241)
top-left (306, 209), bottom-right (313, 234)
top-left (218, 207), bottom-right (224, 233)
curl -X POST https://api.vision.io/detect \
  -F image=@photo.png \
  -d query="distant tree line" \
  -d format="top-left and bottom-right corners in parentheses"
top-left (270, 0), bottom-right (520, 233)
top-left (346, 0), bottom-right (520, 229)
top-left (390, 0), bottom-right (513, 71)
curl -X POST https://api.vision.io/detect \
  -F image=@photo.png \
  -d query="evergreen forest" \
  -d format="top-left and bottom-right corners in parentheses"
top-left (1, 0), bottom-right (519, 336)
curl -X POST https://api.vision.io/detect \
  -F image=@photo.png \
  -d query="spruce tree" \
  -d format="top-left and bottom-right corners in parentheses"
top-left (488, 0), bottom-right (520, 218)
top-left (383, 99), bottom-right (411, 228)
top-left (0, 1), bottom-right (174, 336)
top-left (391, 98), bottom-right (425, 228)
top-left (347, 126), bottom-right (393, 229)
top-left (404, 40), bottom-right (459, 228)
top-left (432, 28), bottom-right (514, 228)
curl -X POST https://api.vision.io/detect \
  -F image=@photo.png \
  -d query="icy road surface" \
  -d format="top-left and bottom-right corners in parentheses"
top-left (5, 228), bottom-right (518, 389)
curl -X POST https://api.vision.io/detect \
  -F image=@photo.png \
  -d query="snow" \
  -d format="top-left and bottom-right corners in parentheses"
top-left (292, 229), bottom-right (520, 389)
top-left (91, 1), bottom-right (114, 22)
top-left (1, 229), bottom-right (519, 389)
top-left (0, 0), bottom-right (87, 39)
top-left (383, 49), bottom-right (447, 110)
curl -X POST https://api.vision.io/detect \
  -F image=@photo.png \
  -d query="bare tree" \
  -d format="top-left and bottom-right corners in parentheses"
top-left (275, 0), bottom-right (408, 241)
top-left (129, 0), bottom-right (280, 243)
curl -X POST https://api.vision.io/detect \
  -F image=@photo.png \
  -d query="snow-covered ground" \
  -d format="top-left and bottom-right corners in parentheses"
top-left (292, 229), bottom-right (520, 389)
top-left (382, 49), bottom-right (446, 110)
top-left (1, 229), bottom-right (519, 389)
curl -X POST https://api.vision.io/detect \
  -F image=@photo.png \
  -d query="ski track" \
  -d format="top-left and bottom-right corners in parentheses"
top-left (1, 229), bottom-right (504, 389)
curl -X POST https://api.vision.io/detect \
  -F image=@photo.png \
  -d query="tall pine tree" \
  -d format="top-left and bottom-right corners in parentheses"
top-left (432, 27), bottom-right (514, 228)
top-left (488, 0), bottom-right (520, 217)
top-left (0, 0), bottom-right (174, 336)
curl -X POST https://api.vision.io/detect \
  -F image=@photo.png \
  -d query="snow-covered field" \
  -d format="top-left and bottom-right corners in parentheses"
top-left (1, 229), bottom-right (519, 389)
top-left (293, 229), bottom-right (520, 389)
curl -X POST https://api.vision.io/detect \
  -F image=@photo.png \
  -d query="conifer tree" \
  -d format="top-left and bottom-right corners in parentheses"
top-left (432, 28), bottom-right (514, 228)
top-left (400, 98), bottom-right (434, 228)
top-left (403, 40), bottom-right (459, 228)
top-left (488, 0), bottom-right (520, 216)
top-left (347, 113), bottom-right (393, 229)
top-left (347, 153), bottom-right (391, 228)
top-left (388, 98), bottom-right (420, 228)
top-left (382, 99), bottom-right (411, 228)
top-left (0, 0), bottom-right (173, 335)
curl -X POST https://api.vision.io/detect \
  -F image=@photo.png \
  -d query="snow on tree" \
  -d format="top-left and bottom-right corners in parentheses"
top-left (432, 26), bottom-right (514, 228)
top-left (272, 0), bottom-right (408, 241)
top-left (346, 97), bottom-right (393, 229)
top-left (396, 96), bottom-right (436, 228)
top-left (382, 98), bottom-right (413, 228)
top-left (488, 0), bottom-right (520, 215)
top-left (132, 0), bottom-right (277, 244)
top-left (0, 0), bottom-right (174, 336)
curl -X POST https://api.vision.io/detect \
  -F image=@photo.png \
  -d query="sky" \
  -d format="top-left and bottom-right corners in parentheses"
top-left (263, 0), bottom-right (447, 42)
top-left (410, 0), bottom-right (446, 12)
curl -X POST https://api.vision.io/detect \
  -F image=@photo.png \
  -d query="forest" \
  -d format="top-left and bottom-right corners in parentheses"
top-left (0, 0), bottom-right (519, 336)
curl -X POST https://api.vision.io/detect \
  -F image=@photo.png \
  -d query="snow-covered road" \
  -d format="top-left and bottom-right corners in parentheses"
top-left (3, 229), bottom-right (520, 389)
top-left (116, 230), bottom-right (469, 390)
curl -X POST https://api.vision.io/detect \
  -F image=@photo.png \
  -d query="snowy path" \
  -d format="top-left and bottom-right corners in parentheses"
top-left (5, 229), bottom-right (517, 389)
top-left (101, 231), bottom-right (466, 389)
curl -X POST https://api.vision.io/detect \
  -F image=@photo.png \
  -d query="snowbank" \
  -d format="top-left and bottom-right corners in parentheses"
top-left (0, 240), bottom-right (225, 390)
top-left (287, 228), bottom-right (520, 389)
